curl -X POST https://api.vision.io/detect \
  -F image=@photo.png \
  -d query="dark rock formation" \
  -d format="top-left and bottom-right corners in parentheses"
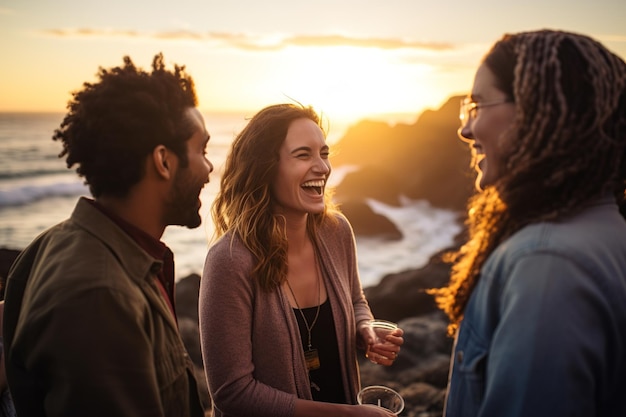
top-left (364, 248), bottom-right (454, 323)
top-left (331, 96), bottom-right (475, 222)
top-left (338, 200), bottom-right (403, 240)
top-left (175, 273), bottom-right (201, 324)
top-left (334, 164), bottom-right (404, 207)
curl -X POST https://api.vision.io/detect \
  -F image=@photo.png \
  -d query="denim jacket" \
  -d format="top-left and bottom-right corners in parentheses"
top-left (4, 198), bottom-right (205, 417)
top-left (444, 197), bottom-right (626, 417)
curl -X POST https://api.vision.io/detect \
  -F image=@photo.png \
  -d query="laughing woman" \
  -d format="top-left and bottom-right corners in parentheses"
top-left (199, 103), bottom-right (403, 417)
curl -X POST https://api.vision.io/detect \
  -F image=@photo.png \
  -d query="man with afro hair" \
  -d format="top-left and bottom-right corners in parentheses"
top-left (3, 53), bottom-right (213, 417)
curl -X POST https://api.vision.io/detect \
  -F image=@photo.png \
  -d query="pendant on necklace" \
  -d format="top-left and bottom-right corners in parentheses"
top-left (304, 348), bottom-right (320, 371)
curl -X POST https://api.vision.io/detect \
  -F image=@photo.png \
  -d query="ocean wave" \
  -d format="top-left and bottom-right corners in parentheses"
top-left (0, 181), bottom-right (89, 208)
top-left (0, 167), bottom-right (70, 181)
top-left (355, 196), bottom-right (462, 287)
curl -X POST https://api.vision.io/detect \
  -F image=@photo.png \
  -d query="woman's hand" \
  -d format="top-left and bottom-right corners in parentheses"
top-left (295, 398), bottom-right (398, 416)
top-left (357, 321), bottom-right (404, 366)
top-left (355, 404), bottom-right (397, 416)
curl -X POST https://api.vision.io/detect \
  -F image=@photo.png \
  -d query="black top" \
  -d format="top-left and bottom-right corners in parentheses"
top-left (293, 298), bottom-right (346, 403)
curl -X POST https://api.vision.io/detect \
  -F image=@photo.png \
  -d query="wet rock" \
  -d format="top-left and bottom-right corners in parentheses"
top-left (331, 96), bottom-right (475, 214)
top-left (364, 248), bottom-right (454, 323)
top-left (339, 200), bottom-right (403, 240)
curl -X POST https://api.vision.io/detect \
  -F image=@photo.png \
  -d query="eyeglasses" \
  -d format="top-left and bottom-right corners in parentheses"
top-left (459, 97), bottom-right (513, 124)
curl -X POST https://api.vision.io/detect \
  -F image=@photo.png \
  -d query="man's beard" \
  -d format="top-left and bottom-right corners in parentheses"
top-left (164, 168), bottom-right (204, 229)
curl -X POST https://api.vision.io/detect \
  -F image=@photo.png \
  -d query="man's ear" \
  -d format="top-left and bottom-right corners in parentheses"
top-left (152, 145), bottom-right (174, 180)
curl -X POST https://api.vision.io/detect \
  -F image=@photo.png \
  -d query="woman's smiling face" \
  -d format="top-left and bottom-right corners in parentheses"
top-left (458, 63), bottom-right (516, 190)
top-left (271, 117), bottom-right (331, 219)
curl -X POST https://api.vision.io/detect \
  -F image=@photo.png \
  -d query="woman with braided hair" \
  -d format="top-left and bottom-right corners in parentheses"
top-left (433, 30), bottom-right (626, 416)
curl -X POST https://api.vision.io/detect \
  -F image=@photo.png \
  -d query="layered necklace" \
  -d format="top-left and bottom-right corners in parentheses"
top-left (285, 250), bottom-right (322, 372)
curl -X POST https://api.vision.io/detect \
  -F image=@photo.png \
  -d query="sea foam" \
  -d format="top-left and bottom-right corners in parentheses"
top-left (0, 180), bottom-right (88, 208)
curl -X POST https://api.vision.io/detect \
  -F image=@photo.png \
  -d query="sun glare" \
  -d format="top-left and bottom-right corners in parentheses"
top-left (269, 46), bottom-right (443, 125)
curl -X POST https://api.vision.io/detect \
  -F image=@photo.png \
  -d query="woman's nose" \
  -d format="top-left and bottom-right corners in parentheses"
top-left (314, 157), bottom-right (330, 174)
top-left (458, 123), bottom-right (474, 143)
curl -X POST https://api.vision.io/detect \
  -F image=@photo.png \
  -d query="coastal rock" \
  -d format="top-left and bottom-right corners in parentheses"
top-left (338, 200), bottom-right (403, 240)
top-left (331, 96), bottom-right (475, 219)
top-left (335, 164), bottom-right (403, 206)
top-left (363, 248), bottom-right (454, 323)
top-left (175, 273), bottom-right (201, 323)
top-left (398, 382), bottom-right (447, 417)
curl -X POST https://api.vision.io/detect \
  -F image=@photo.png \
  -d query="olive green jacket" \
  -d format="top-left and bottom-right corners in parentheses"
top-left (3, 197), bottom-right (204, 417)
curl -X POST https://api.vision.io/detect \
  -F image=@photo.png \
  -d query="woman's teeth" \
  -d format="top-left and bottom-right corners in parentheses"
top-left (302, 180), bottom-right (325, 195)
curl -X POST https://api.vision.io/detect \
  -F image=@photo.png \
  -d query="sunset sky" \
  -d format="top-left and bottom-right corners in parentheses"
top-left (1, 0), bottom-right (625, 124)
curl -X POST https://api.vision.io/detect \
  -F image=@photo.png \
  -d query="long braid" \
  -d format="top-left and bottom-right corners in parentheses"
top-left (431, 30), bottom-right (626, 334)
top-left (505, 31), bottom-right (626, 218)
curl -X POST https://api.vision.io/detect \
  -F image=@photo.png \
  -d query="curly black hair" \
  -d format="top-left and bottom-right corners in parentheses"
top-left (53, 53), bottom-right (198, 198)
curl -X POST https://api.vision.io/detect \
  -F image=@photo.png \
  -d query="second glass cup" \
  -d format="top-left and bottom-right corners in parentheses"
top-left (357, 385), bottom-right (405, 415)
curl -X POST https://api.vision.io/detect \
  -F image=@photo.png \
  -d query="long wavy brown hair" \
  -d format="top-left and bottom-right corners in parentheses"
top-left (212, 103), bottom-right (338, 291)
top-left (431, 30), bottom-right (626, 334)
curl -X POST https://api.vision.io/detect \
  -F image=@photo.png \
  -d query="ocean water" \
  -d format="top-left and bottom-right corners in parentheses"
top-left (0, 112), bottom-right (461, 288)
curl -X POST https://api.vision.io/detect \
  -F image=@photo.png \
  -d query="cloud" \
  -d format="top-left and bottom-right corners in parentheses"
top-left (284, 34), bottom-right (452, 51)
top-left (41, 28), bottom-right (140, 39)
top-left (39, 28), bottom-right (455, 52)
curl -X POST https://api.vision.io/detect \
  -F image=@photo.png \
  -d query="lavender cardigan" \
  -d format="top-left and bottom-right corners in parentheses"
top-left (199, 213), bottom-right (374, 417)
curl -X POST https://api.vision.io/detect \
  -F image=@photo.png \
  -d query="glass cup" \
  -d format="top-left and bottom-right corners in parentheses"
top-left (357, 385), bottom-right (405, 415)
top-left (364, 319), bottom-right (398, 361)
